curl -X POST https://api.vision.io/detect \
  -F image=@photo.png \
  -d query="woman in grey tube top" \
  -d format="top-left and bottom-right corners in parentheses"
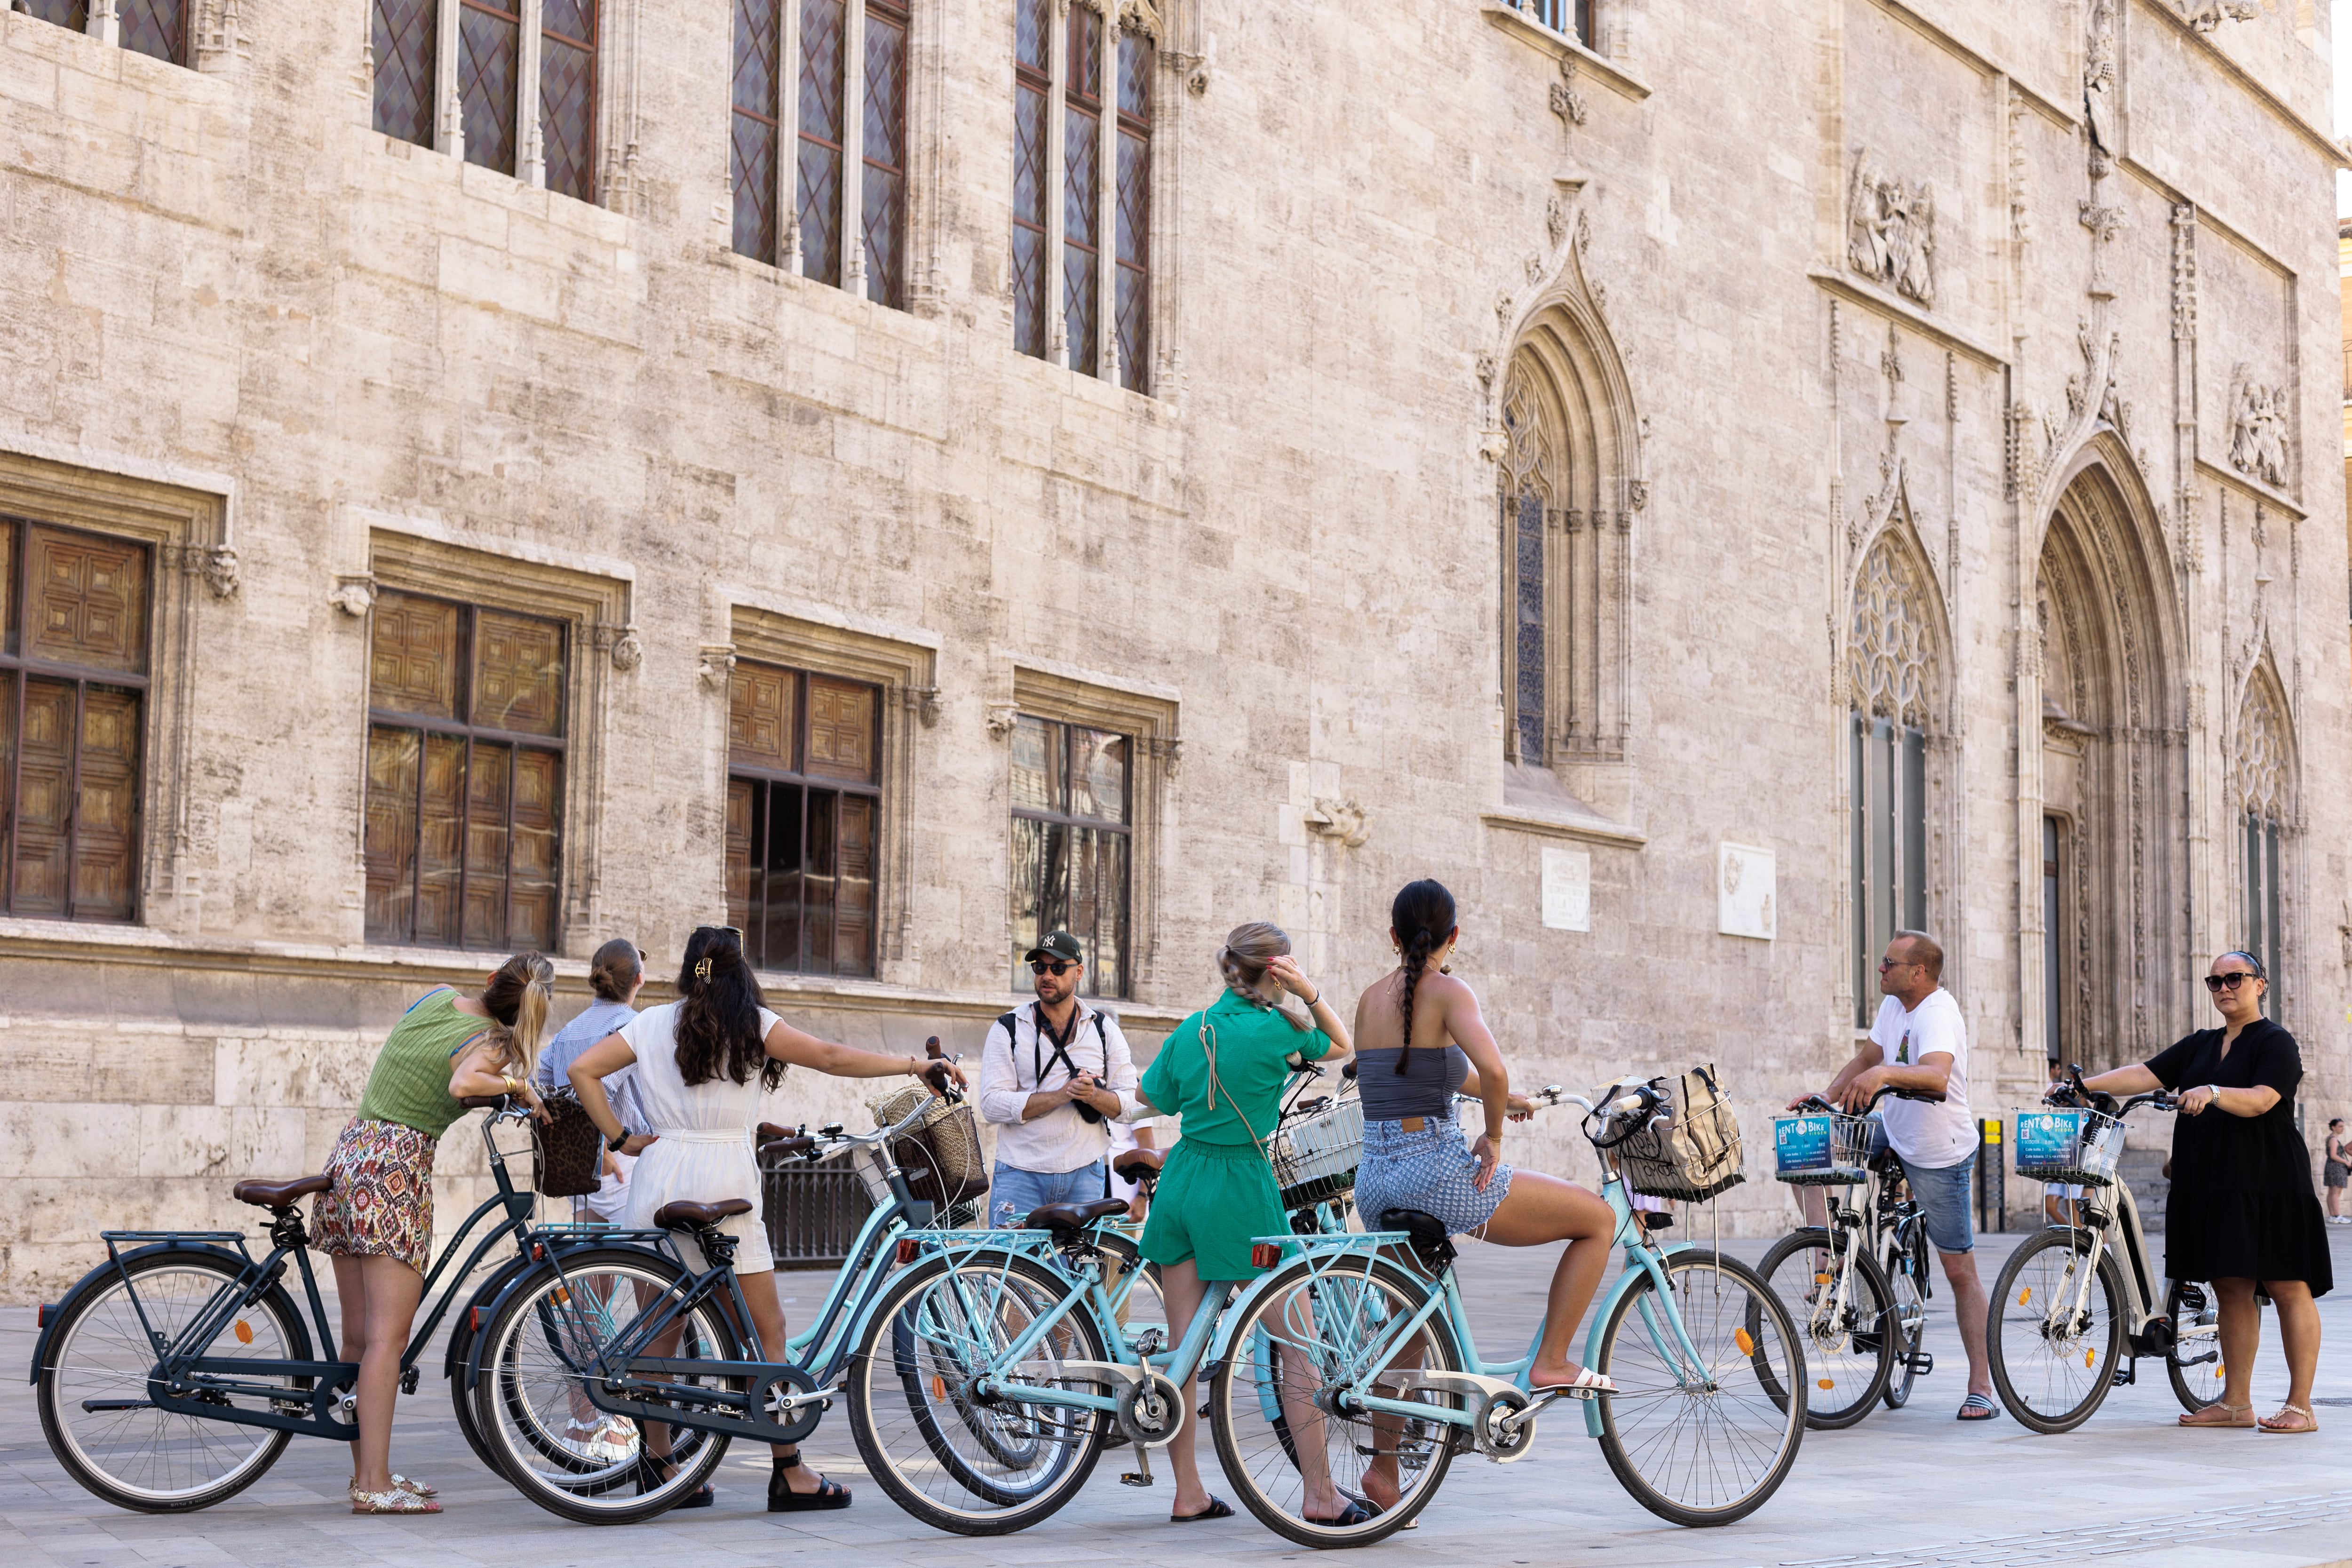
top-left (1347, 879), bottom-right (1620, 1496)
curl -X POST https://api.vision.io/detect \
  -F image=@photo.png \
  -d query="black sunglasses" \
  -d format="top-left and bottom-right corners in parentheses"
top-left (2204, 971), bottom-right (2259, 992)
top-left (1030, 960), bottom-right (1078, 977)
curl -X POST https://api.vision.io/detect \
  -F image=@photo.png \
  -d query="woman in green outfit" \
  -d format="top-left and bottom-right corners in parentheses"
top-left (1133, 922), bottom-right (1353, 1525)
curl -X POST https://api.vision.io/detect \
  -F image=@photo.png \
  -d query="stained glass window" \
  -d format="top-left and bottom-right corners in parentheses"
top-left (459, 0), bottom-right (522, 176)
top-left (732, 0), bottom-right (784, 261)
top-left (1012, 0), bottom-right (1052, 359)
top-left (1113, 28), bottom-right (1151, 392)
top-left (540, 0), bottom-right (597, 202)
top-left (797, 0), bottom-right (847, 287)
top-left (19, 3), bottom-right (91, 32)
top-left (1062, 5), bottom-right (1101, 376)
top-left (0, 519), bottom-right (151, 923)
top-left (726, 662), bottom-right (880, 977)
top-left (1009, 715), bottom-right (1128, 997)
top-left (365, 591), bottom-right (565, 951)
top-left (373, 0), bottom-right (438, 146)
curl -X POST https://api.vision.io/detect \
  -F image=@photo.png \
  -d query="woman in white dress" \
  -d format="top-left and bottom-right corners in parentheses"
top-left (568, 924), bottom-right (967, 1511)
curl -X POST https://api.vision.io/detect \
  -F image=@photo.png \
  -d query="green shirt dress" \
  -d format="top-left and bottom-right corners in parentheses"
top-left (1136, 990), bottom-right (1333, 1281)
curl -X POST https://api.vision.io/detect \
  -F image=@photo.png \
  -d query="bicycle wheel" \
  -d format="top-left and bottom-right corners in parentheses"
top-left (847, 1250), bottom-right (1109, 1535)
top-left (37, 1248), bottom-right (308, 1512)
top-left (474, 1247), bottom-right (734, 1524)
top-left (1881, 1231), bottom-right (1928, 1410)
top-left (2164, 1279), bottom-right (2225, 1413)
top-left (447, 1252), bottom-right (535, 1475)
top-left (1596, 1250), bottom-right (1805, 1527)
top-left (1753, 1227), bottom-right (1893, 1427)
top-left (1210, 1254), bottom-right (1462, 1549)
top-left (1987, 1227), bottom-right (2124, 1433)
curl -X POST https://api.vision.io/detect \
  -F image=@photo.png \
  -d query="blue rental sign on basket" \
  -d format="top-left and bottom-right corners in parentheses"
top-left (2015, 1110), bottom-right (2083, 1168)
top-left (1774, 1115), bottom-right (1834, 1173)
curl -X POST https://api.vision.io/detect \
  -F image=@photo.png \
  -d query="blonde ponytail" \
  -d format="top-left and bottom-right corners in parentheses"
top-left (481, 951), bottom-right (556, 1083)
top-left (1216, 921), bottom-right (1311, 1033)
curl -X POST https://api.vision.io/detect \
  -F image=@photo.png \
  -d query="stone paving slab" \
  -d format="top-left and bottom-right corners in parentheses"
top-left (5, 1226), bottom-right (2351, 1567)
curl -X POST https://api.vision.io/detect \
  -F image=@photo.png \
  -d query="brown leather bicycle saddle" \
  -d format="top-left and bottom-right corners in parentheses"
top-left (1111, 1149), bottom-right (1164, 1182)
top-left (654, 1198), bottom-right (754, 1229)
top-left (232, 1174), bottom-right (332, 1209)
top-left (1023, 1197), bottom-right (1131, 1231)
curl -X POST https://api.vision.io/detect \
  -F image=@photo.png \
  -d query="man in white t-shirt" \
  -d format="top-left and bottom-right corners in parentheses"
top-left (1802, 929), bottom-right (1997, 1420)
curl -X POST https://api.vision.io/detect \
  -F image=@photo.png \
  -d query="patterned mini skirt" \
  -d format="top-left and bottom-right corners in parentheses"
top-left (1352, 1112), bottom-right (1516, 1238)
top-left (312, 1117), bottom-right (439, 1275)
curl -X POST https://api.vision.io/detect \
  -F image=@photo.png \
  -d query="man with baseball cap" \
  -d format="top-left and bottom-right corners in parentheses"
top-left (978, 931), bottom-right (1143, 1227)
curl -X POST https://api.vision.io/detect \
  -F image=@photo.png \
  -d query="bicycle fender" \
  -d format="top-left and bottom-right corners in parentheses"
top-left (1203, 1269), bottom-right (1288, 1366)
top-left (461, 1258), bottom-right (560, 1392)
top-left (1578, 1242), bottom-right (1694, 1439)
top-left (443, 1253), bottom-right (535, 1385)
top-left (29, 1242), bottom-right (256, 1385)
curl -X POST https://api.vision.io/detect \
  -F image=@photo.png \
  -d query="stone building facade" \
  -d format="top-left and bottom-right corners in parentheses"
top-left (0, 0), bottom-right (2343, 1293)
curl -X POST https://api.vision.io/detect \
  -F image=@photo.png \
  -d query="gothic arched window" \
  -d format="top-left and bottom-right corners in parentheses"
top-left (1848, 532), bottom-right (1939, 1024)
top-left (2237, 671), bottom-right (2290, 1014)
top-left (1498, 365), bottom-right (1555, 765)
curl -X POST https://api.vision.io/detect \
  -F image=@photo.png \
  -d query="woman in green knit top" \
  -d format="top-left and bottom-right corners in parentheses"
top-left (319, 952), bottom-right (554, 1515)
top-left (1131, 922), bottom-right (1354, 1525)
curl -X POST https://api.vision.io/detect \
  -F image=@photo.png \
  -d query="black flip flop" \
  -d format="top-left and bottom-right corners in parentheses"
top-left (1304, 1500), bottom-right (1375, 1528)
top-left (1172, 1496), bottom-right (1234, 1522)
top-left (1957, 1392), bottom-right (2000, 1421)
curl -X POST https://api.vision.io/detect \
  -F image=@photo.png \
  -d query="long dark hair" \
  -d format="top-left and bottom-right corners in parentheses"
top-left (1391, 880), bottom-right (1457, 1073)
top-left (674, 926), bottom-right (781, 1091)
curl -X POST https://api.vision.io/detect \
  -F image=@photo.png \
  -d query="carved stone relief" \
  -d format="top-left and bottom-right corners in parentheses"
top-left (1550, 56), bottom-right (1587, 127)
top-left (2182, 1), bottom-right (2261, 30)
top-left (2084, 0), bottom-right (2119, 154)
top-left (2226, 365), bottom-right (2290, 488)
top-left (1846, 151), bottom-right (1935, 307)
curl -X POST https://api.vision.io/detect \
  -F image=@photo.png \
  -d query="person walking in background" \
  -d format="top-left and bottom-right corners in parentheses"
top-left (566, 924), bottom-right (968, 1510)
top-left (977, 930), bottom-right (1141, 1227)
top-left (2323, 1118), bottom-right (2348, 1225)
top-left (2074, 950), bottom-right (2328, 1432)
top-left (1128, 923), bottom-right (1355, 1526)
top-left (319, 954), bottom-right (555, 1515)
top-left (531, 937), bottom-right (650, 1460)
top-left (1798, 930), bottom-right (1996, 1421)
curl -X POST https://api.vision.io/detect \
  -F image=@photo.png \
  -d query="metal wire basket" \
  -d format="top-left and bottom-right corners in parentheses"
top-left (1773, 1112), bottom-right (1876, 1186)
top-left (1271, 1097), bottom-right (1363, 1211)
top-left (2014, 1107), bottom-right (2125, 1188)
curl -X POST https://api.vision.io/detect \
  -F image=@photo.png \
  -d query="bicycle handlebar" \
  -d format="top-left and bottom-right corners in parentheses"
top-left (1792, 1084), bottom-right (1946, 1115)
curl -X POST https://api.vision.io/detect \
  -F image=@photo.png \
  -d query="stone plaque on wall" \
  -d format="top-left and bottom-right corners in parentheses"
top-left (1718, 841), bottom-right (1775, 939)
top-left (1541, 845), bottom-right (1590, 931)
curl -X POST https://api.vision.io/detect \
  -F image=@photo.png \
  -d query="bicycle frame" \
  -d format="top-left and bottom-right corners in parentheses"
top-left (42, 1106), bottom-right (562, 1442)
top-left (2039, 1146), bottom-right (2168, 1346)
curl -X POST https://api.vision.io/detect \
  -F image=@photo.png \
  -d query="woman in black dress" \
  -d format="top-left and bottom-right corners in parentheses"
top-left (2078, 950), bottom-right (2327, 1432)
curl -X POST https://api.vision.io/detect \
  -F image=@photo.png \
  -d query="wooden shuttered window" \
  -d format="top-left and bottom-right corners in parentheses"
top-left (365, 590), bottom-right (565, 952)
top-left (725, 661), bottom-right (879, 978)
top-left (1008, 715), bottom-right (1129, 997)
top-left (0, 521), bottom-right (151, 923)
top-left (732, 0), bottom-right (785, 262)
top-left (373, 0), bottom-right (439, 146)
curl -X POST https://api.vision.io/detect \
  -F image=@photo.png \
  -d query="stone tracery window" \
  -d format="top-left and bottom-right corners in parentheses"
top-left (1848, 533), bottom-right (1938, 1025)
top-left (2237, 672), bottom-right (2289, 1014)
top-left (1498, 366), bottom-right (1553, 765)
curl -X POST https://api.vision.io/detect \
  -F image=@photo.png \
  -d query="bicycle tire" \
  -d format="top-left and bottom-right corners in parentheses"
top-left (447, 1252), bottom-right (536, 1475)
top-left (1596, 1250), bottom-right (1806, 1527)
top-left (1882, 1227), bottom-right (1928, 1410)
top-left (2163, 1279), bottom-right (2225, 1414)
top-left (1209, 1253), bottom-right (1463, 1549)
top-left (847, 1250), bottom-right (1109, 1536)
top-left (474, 1246), bottom-right (735, 1524)
top-left (37, 1247), bottom-right (308, 1512)
top-left (1987, 1227), bottom-right (2125, 1433)
top-left (1753, 1227), bottom-right (1894, 1427)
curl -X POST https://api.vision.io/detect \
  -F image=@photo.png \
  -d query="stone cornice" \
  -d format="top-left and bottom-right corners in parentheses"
top-left (1478, 3), bottom-right (1652, 103)
top-left (1480, 806), bottom-right (1647, 850)
top-left (1806, 267), bottom-right (2009, 371)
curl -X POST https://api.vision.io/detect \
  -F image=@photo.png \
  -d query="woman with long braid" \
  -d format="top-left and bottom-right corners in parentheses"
top-left (1348, 880), bottom-right (1618, 1511)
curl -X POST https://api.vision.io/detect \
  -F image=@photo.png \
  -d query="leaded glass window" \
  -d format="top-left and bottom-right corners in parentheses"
top-left (365, 591), bottom-right (565, 951)
top-left (1062, 5), bottom-right (1103, 377)
top-left (1847, 535), bottom-right (1937, 1024)
top-left (797, 0), bottom-right (848, 287)
top-left (373, 0), bottom-right (438, 146)
top-left (1012, 0), bottom-right (1052, 359)
top-left (732, 0), bottom-right (784, 261)
top-left (18, 3), bottom-right (90, 32)
top-left (1113, 28), bottom-right (1152, 392)
top-left (859, 0), bottom-right (909, 308)
top-left (1009, 715), bottom-right (1129, 998)
top-left (1498, 367), bottom-right (1553, 765)
top-left (459, 0), bottom-right (523, 176)
top-left (118, 0), bottom-right (187, 65)
top-left (540, 0), bottom-right (598, 202)
top-left (2238, 675), bottom-right (2289, 1017)
top-left (726, 661), bottom-right (880, 977)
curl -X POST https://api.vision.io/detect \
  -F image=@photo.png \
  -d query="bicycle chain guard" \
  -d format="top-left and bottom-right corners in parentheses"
top-left (1114, 1371), bottom-right (1188, 1448)
top-left (1475, 1387), bottom-right (1537, 1462)
top-left (755, 1365), bottom-right (827, 1445)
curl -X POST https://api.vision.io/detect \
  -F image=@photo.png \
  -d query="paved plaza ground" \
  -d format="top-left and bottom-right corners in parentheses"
top-left (5, 1225), bottom-right (2351, 1568)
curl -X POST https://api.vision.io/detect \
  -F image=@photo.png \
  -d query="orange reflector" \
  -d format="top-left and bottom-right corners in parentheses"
top-left (553, 1288), bottom-right (571, 1307)
top-left (2084, 1348), bottom-right (2095, 1369)
top-left (234, 1320), bottom-right (254, 1345)
top-left (1814, 1273), bottom-right (1831, 1285)
top-left (1817, 1378), bottom-right (1834, 1390)
top-left (1734, 1328), bottom-right (1756, 1356)
top-left (931, 1375), bottom-right (947, 1401)
top-left (1251, 1242), bottom-right (1283, 1270)
top-left (2216, 1365), bottom-right (2226, 1379)
top-left (897, 1239), bottom-right (921, 1266)
top-left (2018, 1288), bottom-right (2032, 1306)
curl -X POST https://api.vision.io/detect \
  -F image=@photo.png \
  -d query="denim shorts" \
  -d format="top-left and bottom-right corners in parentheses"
top-left (989, 1162), bottom-right (1110, 1228)
top-left (1353, 1114), bottom-right (1515, 1237)
top-left (1869, 1125), bottom-right (1975, 1255)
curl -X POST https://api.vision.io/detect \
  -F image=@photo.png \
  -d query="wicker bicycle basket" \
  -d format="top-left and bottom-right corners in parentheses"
top-left (866, 1085), bottom-right (990, 1213)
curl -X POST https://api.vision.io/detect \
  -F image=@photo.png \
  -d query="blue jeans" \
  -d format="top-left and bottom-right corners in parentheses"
top-left (1869, 1125), bottom-right (1976, 1254)
top-left (989, 1162), bottom-right (1109, 1228)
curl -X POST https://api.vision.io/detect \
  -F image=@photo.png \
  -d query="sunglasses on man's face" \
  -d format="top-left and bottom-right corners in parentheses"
top-left (2204, 971), bottom-right (2258, 992)
top-left (1031, 960), bottom-right (1077, 977)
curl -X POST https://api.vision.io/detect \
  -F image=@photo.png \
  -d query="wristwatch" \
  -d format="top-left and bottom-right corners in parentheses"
top-left (606, 1126), bottom-right (632, 1152)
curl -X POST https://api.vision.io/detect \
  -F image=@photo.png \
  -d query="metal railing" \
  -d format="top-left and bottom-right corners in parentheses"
top-left (761, 1148), bottom-right (874, 1267)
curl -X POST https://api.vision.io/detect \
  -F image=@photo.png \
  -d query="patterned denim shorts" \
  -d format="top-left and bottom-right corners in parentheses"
top-left (1352, 1114), bottom-right (1515, 1237)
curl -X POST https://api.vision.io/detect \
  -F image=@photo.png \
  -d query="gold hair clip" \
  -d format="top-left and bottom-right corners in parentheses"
top-left (694, 957), bottom-right (713, 979)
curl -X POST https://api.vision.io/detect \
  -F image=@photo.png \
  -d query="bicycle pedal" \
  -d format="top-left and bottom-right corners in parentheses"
top-left (1906, 1352), bottom-right (1934, 1374)
top-left (1120, 1472), bottom-right (1155, 1488)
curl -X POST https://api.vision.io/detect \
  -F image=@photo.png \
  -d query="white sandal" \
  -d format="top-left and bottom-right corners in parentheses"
top-left (348, 1472), bottom-right (437, 1500)
top-left (351, 1486), bottom-right (442, 1515)
top-left (1532, 1365), bottom-right (1617, 1397)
